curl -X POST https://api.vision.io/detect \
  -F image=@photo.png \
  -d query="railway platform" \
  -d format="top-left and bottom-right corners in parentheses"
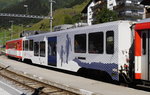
top-left (0, 55), bottom-right (149, 95)
top-left (0, 87), bottom-right (11, 95)
top-left (0, 81), bottom-right (23, 95)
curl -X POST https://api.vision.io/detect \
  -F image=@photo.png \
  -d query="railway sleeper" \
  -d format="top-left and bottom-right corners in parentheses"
top-left (50, 91), bottom-right (77, 95)
top-left (26, 82), bottom-right (38, 85)
top-left (0, 65), bottom-right (78, 95)
top-left (29, 84), bottom-right (43, 88)
top-left (47, 90), bottom-right (67, 94)
top-left (45, 90), bottom-right (63, 94)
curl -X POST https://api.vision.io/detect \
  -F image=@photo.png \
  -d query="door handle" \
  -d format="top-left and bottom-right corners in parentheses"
top-left (77, 57), bottom-right (86, 60)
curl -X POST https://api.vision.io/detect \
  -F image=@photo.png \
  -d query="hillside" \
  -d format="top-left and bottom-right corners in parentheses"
top-left (28, 0), bottom-right (90, 31)
top-left (0, 0), bottom-right (87, 27)
top-left (0, 0), bottom-right (49, 28)
top-left (0, 0), bottom-right (86, 15)
top-left (0, 0), bottom-right (90, 45)
top-left (0, 0), bottom-right (21, 11)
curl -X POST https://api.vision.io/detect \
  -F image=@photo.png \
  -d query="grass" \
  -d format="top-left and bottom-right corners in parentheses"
top-left (26, 0), bottom-right (90, 31)
top-left (0, 0), bottom-right (21, 10)
top-left (0, 25), bottom-right (25, 46)
top-left (0, 0), bottom-right (90, 46)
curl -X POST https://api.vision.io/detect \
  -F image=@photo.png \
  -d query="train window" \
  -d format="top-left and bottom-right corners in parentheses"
top-left (17, 42), bottom-right (21, 49)
top-left (23, 41), bottom-right (25, 50)
top-left (34, 42), bottom-right (39, 56)
top-left (48, 40), bottom-right (57, 56)
top-left (106, 31), bottom-right (114, 54)
top-left (29, 40), bottom-right (33, 51)
top-left (88, 32), bottom-right (103, 54)
top-left (40, 41), bottom-right (45, 57)
top-left (25, 40), bottom-right (29, 51)
top-left (74, 34), bottom-right (86, 53)
top-left (142, 33), bottom-right (146, 55)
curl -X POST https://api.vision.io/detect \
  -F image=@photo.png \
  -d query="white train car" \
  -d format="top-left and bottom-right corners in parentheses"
top-left (21, 21), bottom-right (133, 81)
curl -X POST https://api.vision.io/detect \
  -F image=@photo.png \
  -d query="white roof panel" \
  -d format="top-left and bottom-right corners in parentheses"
top-left (138, 18), bottom-right (150, 23)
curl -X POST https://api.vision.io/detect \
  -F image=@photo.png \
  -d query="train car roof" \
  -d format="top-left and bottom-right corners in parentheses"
top-left (135, 18), bottom-right (150, 30)
top-left (26, 20), bottom-right (133, 38)
top-left (6, 37), bottom-right (23, 42)
top-left (137, 18), bottom-right (150, 24)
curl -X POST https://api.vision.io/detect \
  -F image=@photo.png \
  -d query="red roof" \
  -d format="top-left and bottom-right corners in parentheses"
top-left (135, 22), bottom-right (150, 30)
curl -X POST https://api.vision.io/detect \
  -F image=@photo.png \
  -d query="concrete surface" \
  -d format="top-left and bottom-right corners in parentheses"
top-left (0, 81), bottom-right (23, 95)
top-left (0, 55), bottom-right (149, 95)
top-left (0, 87), bottom-right (11, 95)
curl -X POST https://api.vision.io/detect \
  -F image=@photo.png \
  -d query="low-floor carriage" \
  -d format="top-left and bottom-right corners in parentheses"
top-left (6, 20), bottom-right (150, 84)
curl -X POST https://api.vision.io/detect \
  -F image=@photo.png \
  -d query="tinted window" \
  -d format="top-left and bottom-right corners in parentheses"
top-left (7, 43), bottom-right (17, 49)
top-left (106, 31), bottom-right (114, 54)
top-left (23, 41), bottom-right (25, 50)
top-left (142, 33), bottom-right (146, 55)
top-left (29, 40), bottom-right (33, 51)
top-left (88, 32), bottom-right (103, 54)
top-left (34, 42), bottom-right (39, 56)
top-left (40, 41), bottom-right (45, 57)
top-left (48, 41), bottom-right (57, 56)
top-left (74, 34), bottom-right (86, 53)
top-left (25, 40), bottom-right (28, 51)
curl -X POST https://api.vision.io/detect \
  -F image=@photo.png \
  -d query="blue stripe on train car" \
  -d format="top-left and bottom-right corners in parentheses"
top-left (73, 58), bottom-right (119, 80)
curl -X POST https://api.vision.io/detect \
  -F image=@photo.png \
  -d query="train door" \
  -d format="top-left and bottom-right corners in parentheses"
top-left (48, 37), bottom-right (57, 66)
top-left (141, 30), bottom-right (150, 81)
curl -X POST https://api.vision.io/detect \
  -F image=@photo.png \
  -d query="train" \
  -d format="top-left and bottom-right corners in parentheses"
top-left (5, 19), bottom-right (150, 85)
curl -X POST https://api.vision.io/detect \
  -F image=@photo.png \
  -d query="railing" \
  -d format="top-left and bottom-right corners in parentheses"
top-left (115, 3), bottom-right (144, 10)
top-left (123, 12), bottom-right (143, 17)
top-left (0, 13), bottom-right (50, 19)
top-left (125, 3), bottom-right (144, 9)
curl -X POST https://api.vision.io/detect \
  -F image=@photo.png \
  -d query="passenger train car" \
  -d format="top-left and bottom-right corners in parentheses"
top-left (5, 20), bottom-right (150, 84)
top-left (134, 19), bottom-right (150, 82)
top-left (6, 38), bottom-right (23, 59)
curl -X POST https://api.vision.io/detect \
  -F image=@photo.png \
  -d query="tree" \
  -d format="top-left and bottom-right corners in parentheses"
top-left (72, 14), bottom-right (82, 23)
top-left (93, 7), bottom-right (118, 24)
top-left (64, 15), bottom-right (73, 24)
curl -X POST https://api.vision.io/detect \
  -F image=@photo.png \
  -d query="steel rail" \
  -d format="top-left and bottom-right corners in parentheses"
top-left (0, 65), bottom-right (78, 95)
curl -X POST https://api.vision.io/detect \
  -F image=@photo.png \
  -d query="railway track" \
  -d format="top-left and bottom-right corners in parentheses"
top-left (0, 65), bottom-right (78, 95)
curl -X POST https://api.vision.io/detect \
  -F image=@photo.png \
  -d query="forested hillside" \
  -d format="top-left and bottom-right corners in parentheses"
top-left (0, 0), bottom-right (87, 27)
top-left (0, 0), bottom-right (90, 45)
top-left (0, 0), bottom-right (86, 14)
top-left (0, 0), bottom-right (21, 11)
top-left (27, 0), bottom-right (90, 31)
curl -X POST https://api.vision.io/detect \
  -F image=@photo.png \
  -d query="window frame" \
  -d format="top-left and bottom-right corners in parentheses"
top-left (23, 41), bottom-right (25, 50)
top-left (24, 40), bottom-right (29, 51)
top-left (142, 33), bottom-right (146, 55)
top-left (74, 34), bottom-right (87, 53)
top-left (40, 41), bottom-right (46, 57)
top-left (29, 40), bottom-right (34, 51)
top-left (106, 31), bottom-right (114, 54)
top-left (34, 42), bottom-right (39, 56)
top-left (88, 32), bottom-right (104, 54)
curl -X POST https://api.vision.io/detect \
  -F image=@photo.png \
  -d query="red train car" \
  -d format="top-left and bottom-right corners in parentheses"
top-left (134, 19), bottom-right (150, 82)
top-left (6, 38), bottom-right (23, 59)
